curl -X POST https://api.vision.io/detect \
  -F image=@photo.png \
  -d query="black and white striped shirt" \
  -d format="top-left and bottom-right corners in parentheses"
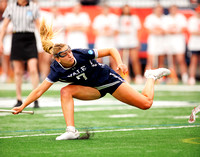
top-left (3, 1), bottom-right (40, 33)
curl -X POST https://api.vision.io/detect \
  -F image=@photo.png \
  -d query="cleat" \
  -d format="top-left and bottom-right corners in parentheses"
top-left (144, 68), bottom-right (171, 80)
top-left (188, 105), bottom-right (200, 123)
top-left (34, 100), bottom-right (40, 108)
top-left (56, 129), bottom-right (80, 140)
top-left (14, 100), bottom-right (22, 107)
top-left (188, 108), bottom-right (196, 123)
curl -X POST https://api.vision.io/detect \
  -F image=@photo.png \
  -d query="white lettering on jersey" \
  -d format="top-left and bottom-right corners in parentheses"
top-left (67, 66), bottom-right (87, 78)
top-left (76, 73), bottom-right (88, 80)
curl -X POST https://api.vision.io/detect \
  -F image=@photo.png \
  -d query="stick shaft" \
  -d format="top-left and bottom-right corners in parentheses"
top-left (0, 109), bottom-right (34, 114)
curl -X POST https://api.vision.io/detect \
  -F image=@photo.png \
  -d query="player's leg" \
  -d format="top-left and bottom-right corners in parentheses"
top-left (38, 52), bottom-right (52, 81)
top-left (27, 58), bottom-right (40, 108)
top-left (146, 54), bottom-right (154, 69)
top-left (158, 55), bottom-right (165, 68)
top-left (1, 54), bottom-right (11, 82)
top-left (60, 84), bottom-right (101, 126)
top-left (112, 68), bottom-right (170, 110)
top-left (188, 54), bottom-right (198, 85)
top-left (27, 58), bottom-right (39, 89)
top-left (56, 85), bottom-right (101, 140)
top-left (120, 49), bottom-right (131, 82)
top-left (12, 61), bottom-right (24, 107)
top-left (130, 48), bottom-right (143, 84)
top-left (112, 79), bottom-right (154, 110)
top-left (175, 53), bottom-right (188, 84)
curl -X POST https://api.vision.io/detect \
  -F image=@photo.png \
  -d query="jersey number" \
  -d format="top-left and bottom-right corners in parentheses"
top-left (76, 73), bottom-right (87, 80)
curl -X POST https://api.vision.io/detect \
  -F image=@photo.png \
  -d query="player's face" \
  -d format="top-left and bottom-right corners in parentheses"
top-left (154, 6), bottom-right (163, 16)
top-left (122, 5), bottom-right (130, 15)
top-left (57, 46), bottom-right (75, 67)
top-left (169, 5), bottom-right (178, 15)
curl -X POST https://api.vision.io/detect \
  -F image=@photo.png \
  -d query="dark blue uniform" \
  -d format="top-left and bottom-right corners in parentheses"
top-left (46, 49), bottom-right (124, 97)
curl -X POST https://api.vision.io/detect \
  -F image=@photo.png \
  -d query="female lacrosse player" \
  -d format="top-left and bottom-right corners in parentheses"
top-left (12, 19), bottom-right (170, 140)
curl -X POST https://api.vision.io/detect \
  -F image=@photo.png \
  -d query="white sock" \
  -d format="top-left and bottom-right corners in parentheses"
top-left (67, 126), bottom-right (75, 132)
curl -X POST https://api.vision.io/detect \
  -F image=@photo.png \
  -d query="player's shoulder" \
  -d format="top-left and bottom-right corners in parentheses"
top-left (72, 48), bottom-right (98, 60)
top-left (50, 60), bottom-right (67, 74)
top-left (72, 48), bottom-right (86, 53)
top-left (72, 48), bottom-right (94, 55)
top-left (50, 60), bottom-right (62, 71)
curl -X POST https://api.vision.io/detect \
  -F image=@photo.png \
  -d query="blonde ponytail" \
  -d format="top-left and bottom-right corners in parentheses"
top-left (40, 19), bottom-right (55, 55)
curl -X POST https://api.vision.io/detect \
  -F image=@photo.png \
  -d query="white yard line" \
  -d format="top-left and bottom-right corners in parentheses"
top-left (0, 98), bottom-right (197, 108)
top-left (0, 125), bottom-right (199, 139)
top-left (0, 83), bottom-right (200, 91)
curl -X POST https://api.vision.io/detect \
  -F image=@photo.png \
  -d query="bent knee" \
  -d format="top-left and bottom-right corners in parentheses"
top-left (60, 86), bottom-right (73, 97)
top-left (60, 85), bottom-right (78, 97)
top-left (14, 69), bottom-right (23, 76)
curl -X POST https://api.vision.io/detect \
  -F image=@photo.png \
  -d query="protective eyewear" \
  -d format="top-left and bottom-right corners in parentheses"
top-left (54, 46), bottom-right (71, 58)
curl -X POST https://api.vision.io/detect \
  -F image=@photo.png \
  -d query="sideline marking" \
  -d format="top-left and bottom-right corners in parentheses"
top-left (109, 114), bottom-right (138, 118)
top-left (0, 125), bottom-right (199, 139)
top-left (1, 83), bottom-right (200, 91)
top-left (182, 137), bottom-right (200, 144)
top-left (174, 115), bottom-right (199, 119)
top-left (0, 99), bottom-right (197, 109)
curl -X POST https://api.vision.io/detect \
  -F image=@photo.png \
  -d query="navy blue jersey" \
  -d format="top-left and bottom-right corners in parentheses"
top-left (46, 49), bottom-right (123, 88)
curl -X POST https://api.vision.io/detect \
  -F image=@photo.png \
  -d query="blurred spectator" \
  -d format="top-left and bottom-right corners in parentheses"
top-left (187, 6), bottom-right (200, 85)
top-left (36, 6), bottom-right (65, 81)
top-left (64, 3), bottom-right (91, 49)
top-left (117, 4), bottom-right (142, 83)
top-left (0, 0), bottom-right (13, 83)
top-left (0, 0), bottom-right (40, 108)
top-left (144, 4), bottom-right (166, 70)
top-left (35, 9), bottom-right (52, 81)
top-left (0, 21), bottom-right (12, 83)
top-left (163, 5), bottom-right (188, 84)
top-left (92, 4), bottom-right (118, 69)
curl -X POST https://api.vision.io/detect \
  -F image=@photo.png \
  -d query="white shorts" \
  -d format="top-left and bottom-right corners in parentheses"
top-left (3, 34), bottom-right (12, 55)
top-left (147, 35), bottom-right (166, 55)
top-left (165, 35), bottom-right (186, 55)
top-left (66, 32), bottom-right (88, 49)
top-left (94, 36), bottom-right (116, 49)
top-left (117, 34), bottom-right (139, 49)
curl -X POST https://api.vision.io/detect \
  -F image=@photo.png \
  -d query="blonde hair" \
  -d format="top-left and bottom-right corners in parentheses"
top-left (40, 19), bottom-right (65, 56)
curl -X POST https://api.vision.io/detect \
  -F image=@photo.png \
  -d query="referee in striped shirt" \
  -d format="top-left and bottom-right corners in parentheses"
top-left (0, 0), bottom-right (40, 108)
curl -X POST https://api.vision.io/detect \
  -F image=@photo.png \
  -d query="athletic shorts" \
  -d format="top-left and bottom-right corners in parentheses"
top-left (190, 50), bottom-right (200, 55)
top-left (3, 34), bottom-right (11, 55)
top-left (11, 32), bottom-right (38, 61)
top-left (94, 71), bottom-right (125, 97)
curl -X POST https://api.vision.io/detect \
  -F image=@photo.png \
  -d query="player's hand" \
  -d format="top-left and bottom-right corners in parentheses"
top-left (116, 64), bottom-right (128, 75)
top-left (12, 106), bottom-right (23, 114)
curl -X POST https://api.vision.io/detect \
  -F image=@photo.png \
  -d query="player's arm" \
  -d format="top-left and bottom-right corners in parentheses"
top-left (12, 80), bottom-right (53, 114)
top-left (97, 48), bottom-right (128, 74)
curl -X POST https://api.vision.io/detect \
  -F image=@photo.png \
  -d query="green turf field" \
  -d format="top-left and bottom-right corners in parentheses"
top-left (0, 84), bottom-right (200, 157)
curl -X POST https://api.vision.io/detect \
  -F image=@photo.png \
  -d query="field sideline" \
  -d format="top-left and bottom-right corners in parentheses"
top-left (0, 83), bottom-right (200, 156)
